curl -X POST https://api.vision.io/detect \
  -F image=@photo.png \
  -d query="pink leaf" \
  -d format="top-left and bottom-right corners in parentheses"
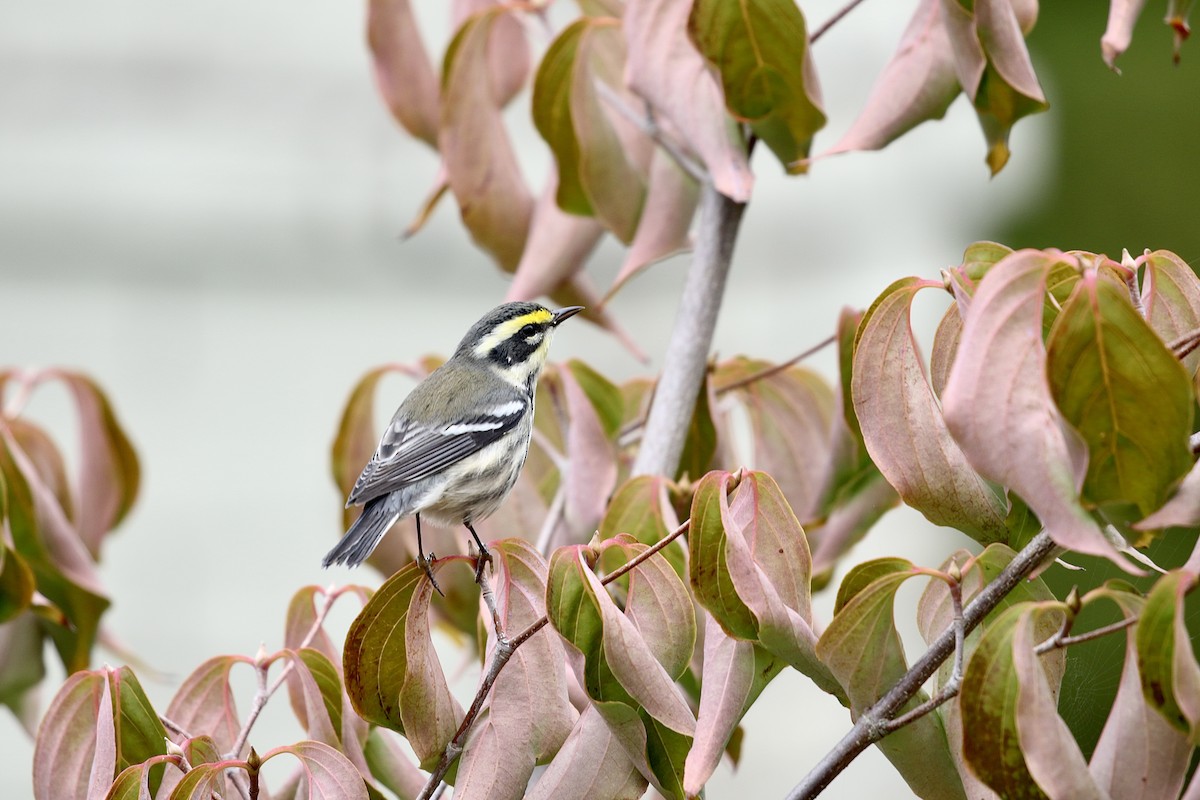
top-left (452, 0), bottom-right (530, 107)
top-left (440, 9), bottom-right (533, 272)
top-left (1087, 584), bottom-right (1191, 799)
top-left (604, 150), bottom-right (699, 303)
top-left (682, 615), bottom-right (756, 795)
top-left (623, 0), bottom-right (753, 201)
top-left (456, 541), bottom-right (574, 799)
top-left (504, 167), bottom-right (605, 304)
top-left (1102, 0), bottom-right (1150, 68)
top-left (262, 741), bottom-right (369, 800)
top-left (1136, 460), bottom-right (1200, 530)
top-left (367, 0), bottom-right (440, 145)
top-left (853, 278), bottom-right (1008, 543)
top-left (941, 250), bottom-right (1124, 563)
top-left (32, 671), bottom-right (107, 800)
top-left (1143, 249), bottom-right (1200, 374)
top-left (165, 655), bottom-right (253, 755)
top-left (559, 366), bottom-right (619, 541)
top-left (525, 704), bottom-right (648, 800)
top-left (1011, 608), bottom-right (1102, 797)
top-left (824, 0), bottom-right (960, 157)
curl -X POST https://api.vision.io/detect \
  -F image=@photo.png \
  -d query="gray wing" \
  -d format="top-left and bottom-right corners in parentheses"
top-left (345, 399), bottom-right (527, 507)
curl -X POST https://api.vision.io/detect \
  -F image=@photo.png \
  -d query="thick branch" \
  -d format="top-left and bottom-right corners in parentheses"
top-left (786, 531), bottom-right (1057, 800)
top-left (632, 185), bottom-right (746, 477)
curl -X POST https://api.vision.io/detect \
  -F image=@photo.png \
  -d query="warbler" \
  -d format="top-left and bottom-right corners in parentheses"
top-left (322, 302), bottom-right (583, 585)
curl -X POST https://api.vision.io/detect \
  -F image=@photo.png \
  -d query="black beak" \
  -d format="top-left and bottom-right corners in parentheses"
top-left (551, 306), bottom-right (585, 326)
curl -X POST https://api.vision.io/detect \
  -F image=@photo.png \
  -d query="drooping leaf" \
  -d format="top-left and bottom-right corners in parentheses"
top-left (1143, 249), bottom-right (1200, 374)
top-left (1136, 570), bottom-right (1200, 737)
top-left (451, 0), bottom-right (530, 107)
top-left (284, 648), bottom-right (344, 748)
top-left (929, 302), bottom-right (963, 399)
top-left (343, 558), bottom-right (464, 767)
top-left (853, 277), bottom-right (1008, 543)
top-left (261, 741), bottom-right (369, 800)
top-left (1085, 582), bottom-right (1192, 799)
top-left (823, 0), bottom-right (959, 158)
top-left (0, 544), bottom-right (34, 623)
top-left (605, 150), bottom-right (699, 302)
top-left (942, 250), bottom-right (1123, 563)
top-left (50, 370), bottom-right (141, 557)
top-left (1136, 459), bottom-right (1200, 530)
top-left (598, 475), bottom-right (685, 576)
top-left (817, 559), bottom-right (966, 799)
top-left (367, 0), bottom-right (440, 145)
top-left (689, 471), bottom-right (842, 696)
top-left (689, 0), bottom-right (826, 172)
top-left (165, 655), bottom-right (253, 755)
top-left (1101, 0), bottom-right (1150, 68)
top-left (440, 8), bottom-right (533, 271)
top-left (0, 612), bottom-right (46, 729)
top-left (456, 540), bottom-right (574, 799)
top-left (363, 729), bottom-right (426, 800)
top-left (532, 18), bottom-right (648, 242)
top-left (623, 0), bottom-right (753, 201)
top-left (941, 0), bottom-right (1047, 173)
top-left (559, 365), bottom-right (620, 541)
top-left (505, 167), bottom-right (605, 305)
top-left (525, 704), bottom-right (648, 800)
top-left (960, 602), bottom-right (1079, 799)
top-left (714, 357), bottom-right (835, 522)
top-left (1046, 269), bottom-right (1194, 520)
top-left (682, 615), bottom-right (783, 795)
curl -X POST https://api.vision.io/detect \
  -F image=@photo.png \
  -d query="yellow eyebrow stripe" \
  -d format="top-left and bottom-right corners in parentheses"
top-left (473, 309), bottom-right (553, 357)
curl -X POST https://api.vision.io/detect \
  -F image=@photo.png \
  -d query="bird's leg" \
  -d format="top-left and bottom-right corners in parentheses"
top-left (465, 522), bottom-right (492, 584)
top-left (416, 514), bottom-right (444, 597)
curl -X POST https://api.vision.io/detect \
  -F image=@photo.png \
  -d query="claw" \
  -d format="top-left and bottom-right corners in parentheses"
top-left (473, 545), bottom-right (493, 585)
top-left (420, 552), bottom-right (445, 597)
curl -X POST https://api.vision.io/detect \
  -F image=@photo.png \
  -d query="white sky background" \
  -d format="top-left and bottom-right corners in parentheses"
top-left (0, 1), bottom-right (1052, 797)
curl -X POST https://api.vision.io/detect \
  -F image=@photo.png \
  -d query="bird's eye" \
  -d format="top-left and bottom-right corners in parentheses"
top-left (519, 324), bottom-right (538, 337)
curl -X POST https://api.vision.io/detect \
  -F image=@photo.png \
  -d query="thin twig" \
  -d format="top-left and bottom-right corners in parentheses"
top-left (1169, 328), bottom-right (1200, 361)
top-left (810, 0), bottom-right (871, 43)
top-left (594, 80), bottom-right (709, 184)
top-left (714, 334), bottom-right (837, 394)
top-left (1034, 616), bottom-right (1137, 655)
top-left (226, 587), bottom-right (341, 759)
top-left (417, 519), bottom-right (693, 798)
top-left (786, 531), bottom-right (1057, 800)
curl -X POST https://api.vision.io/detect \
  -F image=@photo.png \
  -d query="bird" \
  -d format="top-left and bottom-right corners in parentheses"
top-left (322, 301), bottom-right (583, 588)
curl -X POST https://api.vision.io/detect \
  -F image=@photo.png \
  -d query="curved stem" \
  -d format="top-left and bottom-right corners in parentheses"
top-left (632, 184), bottom-right (746, 478)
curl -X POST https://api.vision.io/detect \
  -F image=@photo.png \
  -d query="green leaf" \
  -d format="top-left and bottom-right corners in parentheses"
top-left (689, 0), bottom-right (826, 172)
top-left (675, 371), bottom-right (717, 483)
top-left (1047, 270), bottom-right (1194, 518)
top-left (688, 472), bottom-right (758, 641)
top-left (566, 359), bottom-right (624, 439)
top-left (599, 475), bottom-right (682, 560)
top-left (286, 648), bottom-right (345, 747)
top-left (1143, 249), bottom-right (1200, 375)
top-left (343, 559), bottom-right (463, 767)
top-left (960, 603), bottom-right (1070, 799)
top-left (853, 277), bottom-right (1008, 544)
top-left (0, 543), bottom-right (35, 623)
top-left (1136, 570), bottom-right (1200, 737)
top-left (532, 18), bottom-right (647, 241)
top-left (818, 560), bottom-right (966, 800)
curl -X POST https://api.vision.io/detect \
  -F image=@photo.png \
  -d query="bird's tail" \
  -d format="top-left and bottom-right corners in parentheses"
top-left (322, 498), bottom-right (398, 568)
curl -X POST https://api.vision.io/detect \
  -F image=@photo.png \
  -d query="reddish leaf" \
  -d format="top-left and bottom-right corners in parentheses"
top-left (367, 0), bottom-right (439, 145)
top-left (942, 0), bottom-right (1046, 173)
top-left (7, 418), bottom-right (72, 521)
top-left (1102, 0), bottom-right (1150, 68)
top-left (941, 250), bottom-right (1123, 562)
top-left (343, 559), bottom-right (464, 767)
top-left (165, 655), bottom-right (253, 756)
top-left (0, 611), bottom-right (45, 730)
top-left (505, 167), bottom-right (605, 305)
top-left (824, 0), bottom-right (959, 158)
top-left (1143, 249), bottom-right (1200, 374)
top-left (1136, 571), bottom-right (1200, 738)
top-left (440, 8), bottom-right (533, 271)
top-left (683, 614), bottom-right (783, 795)
top-left (929, 302), bottom-right (963, 399)
top-left (451, 0), bottom-right (529, 107)
top-left (261, 741), bottom-right (369, 800)
top-left (456, 540), bottom-right (574, 799)
top-left (623, 0), bottom-right (754, 201)
top-left (605, 150), bottom-right (699, 302)
top-left (1086, 582), bottom-right (1191, 799)
top-left (559, 365), bottom-right (619, 542)
top-left (525, 704), bottom-right (648, 800)
top-left (1136, 459), bottom-right (1200, 530)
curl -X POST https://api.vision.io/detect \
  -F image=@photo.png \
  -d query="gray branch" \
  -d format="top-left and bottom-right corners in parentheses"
top-left (632, 184), bottom-right (746, 478)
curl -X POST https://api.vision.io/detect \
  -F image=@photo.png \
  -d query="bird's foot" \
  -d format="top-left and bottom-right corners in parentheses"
top-left (472, 544), bottom-right (493, 586)
top-left (419, 552), bottom-right (445, 598)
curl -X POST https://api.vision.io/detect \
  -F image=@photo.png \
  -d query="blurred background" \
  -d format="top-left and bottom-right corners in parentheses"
top-left (2, 1), bottom-right (1197, 797)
